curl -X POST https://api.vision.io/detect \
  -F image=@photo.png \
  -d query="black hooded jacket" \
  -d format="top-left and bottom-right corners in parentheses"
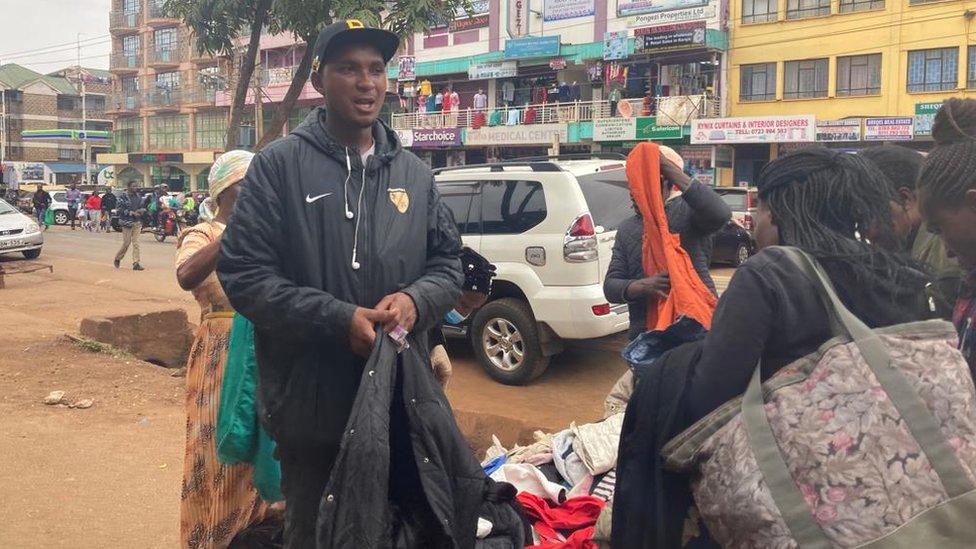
top-left (218, 107), bottom-right (463, 449)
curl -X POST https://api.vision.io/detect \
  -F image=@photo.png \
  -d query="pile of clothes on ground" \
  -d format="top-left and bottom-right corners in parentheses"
top-left (477, 408), bottom-right (625, 549)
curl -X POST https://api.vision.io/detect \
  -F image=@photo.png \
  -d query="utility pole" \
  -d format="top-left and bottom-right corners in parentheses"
top-left (253, 59), bottom-right (263, 146)
top-left (78, 34), bottom-right (90, 187)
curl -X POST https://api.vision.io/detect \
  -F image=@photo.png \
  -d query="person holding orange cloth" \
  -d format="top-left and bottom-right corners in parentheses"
top-left (604, 143), bottom-right (731, 339)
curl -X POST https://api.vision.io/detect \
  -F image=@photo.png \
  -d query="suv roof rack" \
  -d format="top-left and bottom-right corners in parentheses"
top-left (433, 161), bottom-right (564, 175)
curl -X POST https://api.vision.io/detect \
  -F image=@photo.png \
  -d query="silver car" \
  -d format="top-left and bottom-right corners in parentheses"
top-left (0, 198), bottom-right (43, 259)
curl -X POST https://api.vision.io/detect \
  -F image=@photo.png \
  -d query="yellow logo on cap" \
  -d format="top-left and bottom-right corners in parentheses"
top-left (311, 56), bottom-right (320, 74)
top-left (346, 19), bottom-right (364, 29)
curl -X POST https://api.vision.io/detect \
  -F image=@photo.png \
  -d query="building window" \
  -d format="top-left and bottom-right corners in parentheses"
top-left (154, 28), bottom-right (178, 51)
top-left (57, 95), bottom-right (80, 110)
top-left (123, 0), bottom-right (139, 13)
top-left (968, 46), bottom-right (976, 88)
top-left (839, 0), bottom-right (883, 11)
top-left (837, 54), bottom-right (882, 96)
top-left (115, 116), bottom-right (143, 152)
top-left (908, 48), bottom-right (958, 92)
top-left (155, 71), bottom-right (180, 89)
top-left (58, 148), bottom-right (82, 161)
top-left (743, 0), bottom-right (778, 23)
top-left (122, 35), bottom-right (140, 55)
top-left (787, 0), bottom-right (830, 19)
top-left (195, 110), bottom-right (227, 150)
top-left (148, 114), bottom-right (188, 150)
top-left (784, 59), bottom-right (828, 99)
top-left (740, 63), bottom-right (777, 101)
top-left (121, 76), bottom-right (139, 93)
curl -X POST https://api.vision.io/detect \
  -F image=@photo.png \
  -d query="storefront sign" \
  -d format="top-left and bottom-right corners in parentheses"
top-left (914, 102), bottom-right (942, 137)
top-left (549, 57), bottom-right (568, 70)
top-left (451, 14), bottom-right (489, 32)
top-left (469, 61), bottom-right (518, 80)
top-left (627, 4), bottom-right (717, 26)
top-left (594, 117), bottom-right (682, 141)
top-left (465, 123), bottom-right (568, 146)
top-left (544, 0), bottom-right (596, 21)
top-left (604, 31), bottom-right (629, 60)
top-left (635, 21), bottom-right (706, 52)
top-left (508, 0), bottom-right (529, 38)
top-left (816, 119), bottom-right (861, 142)
top-left (864, 117), bottom-right (914, 141)
top-left (395, 129), bottom-right (414, 148)
top-left (691, 115), bottom-right (816, 144)
top-left (128, 153), bottom-right (184, 163)
top-left (397, 56), bottom-right (416, 82)
top-left (505, 35), bottom-right (561, 59)
top-left (619, 0), bottom-right (708, 16)
top-left (412, 128), bottom-right (462, 148)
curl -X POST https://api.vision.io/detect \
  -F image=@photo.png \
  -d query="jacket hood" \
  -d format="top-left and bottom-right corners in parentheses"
top-left (292, 106), bottom-right (402, 171)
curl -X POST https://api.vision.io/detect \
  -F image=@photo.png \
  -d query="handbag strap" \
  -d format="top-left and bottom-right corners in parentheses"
top-left (740, 247), bottom-right (975, 546)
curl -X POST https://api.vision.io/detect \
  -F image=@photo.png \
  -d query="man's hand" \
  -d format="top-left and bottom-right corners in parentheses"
top-left (661, 157), bottom-right (692, 192)
top-left (456, 290), bottom-right (488, 316)
top-left (627, 273), bottom-right (671, 300)
top-left (349, 307), bottom-right (397, 357)
top-left (374, 292), bottom-right (419, 333)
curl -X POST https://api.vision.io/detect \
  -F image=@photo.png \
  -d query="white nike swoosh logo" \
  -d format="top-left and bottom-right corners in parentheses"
top-left (305, 192), bottom-right (332, 204)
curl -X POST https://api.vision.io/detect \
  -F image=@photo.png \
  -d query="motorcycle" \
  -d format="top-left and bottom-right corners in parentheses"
top-left (151, 209), bottom-right (188, 242)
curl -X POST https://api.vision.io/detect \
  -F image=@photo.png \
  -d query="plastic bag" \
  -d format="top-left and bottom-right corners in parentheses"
top-left (44, 209), bottom-right (53, 226)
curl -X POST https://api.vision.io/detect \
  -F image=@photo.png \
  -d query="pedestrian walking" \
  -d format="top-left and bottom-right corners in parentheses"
top-left (918, 97), bottom-right (976, 370)
top-left (31, 184), bottom-right (51, 229)
top-left (65, 182), bottom-right (81, 230)
top-left (175, 150), bottom-right (273, 548)
top-left (101, 189), bottom-right (117, 232)
top-left (218, 20), bottom-right (463, 549)
top-left (84, 192), bottom-right (102, 232)
top-left (114, 180), bottom-right (146, 271)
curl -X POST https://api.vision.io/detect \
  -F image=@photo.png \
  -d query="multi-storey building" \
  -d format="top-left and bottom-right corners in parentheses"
top-left (97, 0), bottom-right (230, 191)
top-left (706, 0), bottom-right (976, 185)
top-left (0, 64), bottom-right (112, 186)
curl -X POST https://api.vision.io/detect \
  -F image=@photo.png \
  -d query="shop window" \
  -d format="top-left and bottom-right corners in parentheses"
top-left (839, 0), bottom-right (883, 12)
top-left (837, 54), bottom-right (881, 96)
top-left (967, 46), bottom-right (976, 88)
top-left (481, 181), bottom-right (547, 235)
top-left (786, 0), bottom-right (830, 19)
top-left (148, 113), bottom-right (188, 150)
top-left (742, 0), bottom-right (777, 23)
top-left (908, 48), bottom-right (958, 92)
top-left (784, 59), bottom-right (828, 99)
top-left (740, 63), bottom-right (777, 102)
top-left (195, 110), bottom-right (227, 150)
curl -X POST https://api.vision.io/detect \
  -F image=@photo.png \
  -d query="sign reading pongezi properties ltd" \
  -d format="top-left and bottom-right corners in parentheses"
top-left (465, 124), bottom-right (568, 146)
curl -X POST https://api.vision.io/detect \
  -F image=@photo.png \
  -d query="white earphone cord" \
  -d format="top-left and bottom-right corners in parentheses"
top-left (351, 164), bottom-right (366, 270)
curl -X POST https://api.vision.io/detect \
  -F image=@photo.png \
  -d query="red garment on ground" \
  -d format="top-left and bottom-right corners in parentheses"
top-left (517, 492), bottom-right (605, 549)
top-left (626, 142), bottom-right (717, 331)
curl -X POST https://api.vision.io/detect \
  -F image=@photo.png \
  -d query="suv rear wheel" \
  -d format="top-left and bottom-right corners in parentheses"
top-left (471, 298), bottom-right (550, 385)
top-left (53, 210), bottom-right (69, 225)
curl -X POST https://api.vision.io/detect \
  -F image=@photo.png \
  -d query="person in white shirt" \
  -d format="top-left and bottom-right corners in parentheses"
top-left (473, 89), bottom-right (487, 111)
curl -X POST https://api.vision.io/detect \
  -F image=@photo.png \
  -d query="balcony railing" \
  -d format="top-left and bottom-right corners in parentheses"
top-left (146, 1), bottom-right (179, 22)
top-left (147, 46), bottom-right (184, 66)
top-left (390, 95), bottom-right (722, 132)
top-left (182, 87), bottom-right (219, 106)
top-left (262, 66), bottom-right (298, 86)
top-left (145, 87), bottom-right (183, 109)
top-left (108, 93), bottom-right (143, 113)
top-left (109, 10), bottom-right (141, 32)
top-left (110, 52), bottom-right (142, 72)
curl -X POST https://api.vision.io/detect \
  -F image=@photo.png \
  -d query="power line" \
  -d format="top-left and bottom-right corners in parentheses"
top-left (21, 53), bottom-right (112, 68)
top-left (1, 40), bottom-right (113, 62)
top-left (0, 34), bottom-right (111, 59)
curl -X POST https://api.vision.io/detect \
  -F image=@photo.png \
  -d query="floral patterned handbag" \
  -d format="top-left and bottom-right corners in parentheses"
top-left (662, 247), bottom-right (976, 548)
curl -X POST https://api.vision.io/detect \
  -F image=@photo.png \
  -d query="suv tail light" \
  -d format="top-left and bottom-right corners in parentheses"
top-left (742, 214), bottom-right (754, 231)
top-left (592, 303), bottom-right (611, 316)
top-left (564, 213), bottom-right (598, 263)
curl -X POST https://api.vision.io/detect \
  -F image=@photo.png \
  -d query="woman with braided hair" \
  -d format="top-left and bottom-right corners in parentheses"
top-left (918, 97), bottom-right (976, 370)
top-left (686, 146), bottom-right (931, 421)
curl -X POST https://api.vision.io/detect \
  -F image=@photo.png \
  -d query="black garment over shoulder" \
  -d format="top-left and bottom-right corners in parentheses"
top-left (686, 247), bottom-right (930, 422)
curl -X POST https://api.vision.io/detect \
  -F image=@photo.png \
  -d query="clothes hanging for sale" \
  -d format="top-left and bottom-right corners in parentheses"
top-left (502, 81), bottom-right (516, 102)
top-left (518, 492), bottom-right (605, 549)
top-left (506, 108), bottom-right (521, 126)
top-left (524, 106), bottom-right (538, 124)
top-left (627, 143), bottom-right (717, 331)
top-left (419, 79), bottom-right (433, 96)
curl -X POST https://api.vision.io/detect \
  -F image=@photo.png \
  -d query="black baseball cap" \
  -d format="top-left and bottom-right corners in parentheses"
top-left (311, 19), bottom-right (400, 74)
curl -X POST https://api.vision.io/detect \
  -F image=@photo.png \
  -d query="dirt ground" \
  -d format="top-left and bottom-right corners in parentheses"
top-left (1, 228), bottom-right (656, 547)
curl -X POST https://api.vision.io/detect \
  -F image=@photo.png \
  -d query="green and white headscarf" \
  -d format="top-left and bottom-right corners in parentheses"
top-left (201, 149), bottom-right (254, 222)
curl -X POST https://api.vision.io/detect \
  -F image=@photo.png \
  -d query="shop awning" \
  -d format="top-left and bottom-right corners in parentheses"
top-left (45, 163), bottom-right (106, 174)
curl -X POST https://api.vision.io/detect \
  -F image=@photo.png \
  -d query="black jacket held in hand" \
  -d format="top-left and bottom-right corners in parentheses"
top-left (317, 331), bottom-right (522, 549)
top-left (217, 107), bottom-right (463, 449)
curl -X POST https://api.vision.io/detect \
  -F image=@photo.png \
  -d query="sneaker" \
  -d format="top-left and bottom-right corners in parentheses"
top-left (113, 259), bottom-right (120, 269)
top-left (133, 264), bottom-right (145, 271)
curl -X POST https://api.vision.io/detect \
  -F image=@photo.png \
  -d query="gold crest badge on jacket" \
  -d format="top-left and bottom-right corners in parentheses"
top-left (388, 188), bottom-right (409, 213)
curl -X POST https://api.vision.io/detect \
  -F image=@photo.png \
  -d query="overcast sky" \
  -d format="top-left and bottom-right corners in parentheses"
top-left (0, 0), bottom-right (113, 73)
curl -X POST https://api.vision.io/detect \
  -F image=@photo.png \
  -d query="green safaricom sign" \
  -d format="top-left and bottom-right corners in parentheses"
top-left (635, 117), bottom-right (682, 140)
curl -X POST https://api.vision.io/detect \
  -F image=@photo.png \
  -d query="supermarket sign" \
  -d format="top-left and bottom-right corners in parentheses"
top-left (594, 116), bottom-right (682, 141)
top-left (691, 115), bottom-right (815, 144)
top-left (914, 102), bottom-right (942, 137)
top-left (864, 117), bottom-right (914, 141)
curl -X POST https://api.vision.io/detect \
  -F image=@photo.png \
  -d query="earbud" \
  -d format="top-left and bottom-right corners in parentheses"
top-left (345, 209), bottom-right (354, 220)
top-left (351, 260), bottom-right (361, 270)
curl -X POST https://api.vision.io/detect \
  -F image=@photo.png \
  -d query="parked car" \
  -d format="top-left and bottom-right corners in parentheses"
top-left (714, 186), bottom-right (758, 231)
top-left (0, 198), bottom-right (43, 259)
top-left (711, 220), bottom-right (756, 267)
top-left (434, 155), bottom-right (632, 385)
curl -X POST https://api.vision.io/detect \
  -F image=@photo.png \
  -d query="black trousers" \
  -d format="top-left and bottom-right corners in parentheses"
top-left (278, 445), bottom-right (339, 549)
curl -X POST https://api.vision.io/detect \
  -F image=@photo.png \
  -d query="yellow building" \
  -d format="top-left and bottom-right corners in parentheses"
top-left (720, 0), bottom-right (976, 184)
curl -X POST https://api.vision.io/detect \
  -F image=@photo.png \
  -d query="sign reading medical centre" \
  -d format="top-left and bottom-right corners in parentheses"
top-left (619, 0), bottom-right (709, 16)
top-left (412, 128), bottom-right (462, 148)
top-left (544, 0), bottom-right (596, 21)
top-left (691, 116), bottom-right (816, 144)
top-left (627, 4), bottom-right (718, 26)
top-left (505, 35), bottom-right (561, 59)
top-left (864, 117), bottom-right (914, 141)
top-left (816, 119), bottom-right (861, 142)
top-left (469, 61), bottom-right (518, 80)
top-left (465, 124), bottom-right (569, 146)
top-left (594, 117), bottom-right (683, 141)
top-left (635, 21), bottom-right (706, 52)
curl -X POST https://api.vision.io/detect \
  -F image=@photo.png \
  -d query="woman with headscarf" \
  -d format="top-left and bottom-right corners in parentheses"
top-left (175, 150), bottom-right (271, 548)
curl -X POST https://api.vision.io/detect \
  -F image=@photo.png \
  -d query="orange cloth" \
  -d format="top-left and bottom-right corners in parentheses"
top-left (626, 142), bottom-right (717, 331)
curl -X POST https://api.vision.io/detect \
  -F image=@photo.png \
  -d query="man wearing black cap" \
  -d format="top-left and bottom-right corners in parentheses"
top-left (218, 20), bottom-right (463, 548)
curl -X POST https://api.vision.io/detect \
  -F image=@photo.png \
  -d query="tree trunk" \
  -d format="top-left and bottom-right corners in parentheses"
top-left (225, 0), bottom-right (272, 150)
top-left (254, 30), bottom-right (320, 151)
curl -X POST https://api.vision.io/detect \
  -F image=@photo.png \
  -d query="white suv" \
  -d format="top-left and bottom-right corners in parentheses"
top-left (435, 156), bottom-right (632, 385)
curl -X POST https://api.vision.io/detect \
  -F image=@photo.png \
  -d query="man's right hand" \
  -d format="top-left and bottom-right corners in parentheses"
top-left (627, 273), bottom-right (671, 300)
top-left (349, 307), bottom-right (397, 357)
